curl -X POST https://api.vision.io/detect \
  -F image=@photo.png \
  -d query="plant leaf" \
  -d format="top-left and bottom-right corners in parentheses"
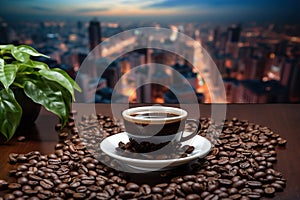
top-left (29, 60), bottom-right (49, 70)
top-left (23, 79), bottom-right (68, 126)
top-left (48, 81), bottom-right (71, 124)
top-left (39, 68), bottom-right (82, 101)
top-left (16, 45), bottom-right (49, 58)
top-left (0, 89), bottom-right (22, 140)
top-left (52, 68), bottom-right (82, 92)
top-left (0, 61), bottom-right (17, 90)
top-left (0, 44), bottom-right (14, 50)
top-left (11, 46), bottom-right (30, 62)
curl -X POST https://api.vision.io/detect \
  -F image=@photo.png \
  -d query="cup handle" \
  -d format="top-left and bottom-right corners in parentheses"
top-left (181, 119), bottom-right (201, 142)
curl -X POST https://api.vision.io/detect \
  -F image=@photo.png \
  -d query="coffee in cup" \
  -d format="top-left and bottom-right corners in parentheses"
top-left (122, 106), bottom-right (200, 145)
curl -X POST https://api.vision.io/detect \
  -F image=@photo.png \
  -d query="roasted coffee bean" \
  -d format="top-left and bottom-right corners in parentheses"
top-left (247, 181), bottom-right (262, 188)
top-left (17, 136), bottom-right (26, 142)
top-left (126, 182), bottom-right (139, 191)
top-left (264, 187), bottom-right (276, 196)
top-left (73, 192), bottom-right (86, 199)
top-left (271, 183), bottom-right (283, 191)
top-left (218, 179), bottom-right (232, 187)
top-left (0, 179), bottom-right (8, 190)
top-left (230, 193), bottom-right (242, 199)
top-left (8, 183), bottom-right (21, 190)
top-left (254, 171), bottom-right (266, 179)
top-left (23, 189), bottom-right (38, 195)
top-left (192, 182), bottom-right (205, 193)
top-left (40, 179), bottom-right (54, 189)
top-left (76, 186), bottom-right (87, 193)
top-left (17, 177), bottom-right (28, 185)
top-left (119, 191), bottom-right (136, 199)
top-left (12, 190), bottom-right (23, 197)
top-left (140, 184), bottom-right (151, 195)
top-left (247, 192), bottom-right (261, 199)
top-left (152, 187), bottom-right (163, 194)
top-left (185, 146), bottom-right (195, 154)
top-left (228, 187), bottom-right (238, 194)
top-left (4, 193), bottom-right (15, 200)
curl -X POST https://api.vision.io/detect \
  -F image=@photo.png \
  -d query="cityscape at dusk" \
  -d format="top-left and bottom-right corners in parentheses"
top-left (0, 0), bottom-right (300, 103)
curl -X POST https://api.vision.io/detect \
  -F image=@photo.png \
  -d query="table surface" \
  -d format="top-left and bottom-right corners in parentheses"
top-left (0, 104), bottom-right (299, 199)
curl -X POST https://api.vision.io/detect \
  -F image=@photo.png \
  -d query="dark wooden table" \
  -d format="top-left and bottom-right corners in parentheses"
top-left (0, 104), bottom-right (300, 199)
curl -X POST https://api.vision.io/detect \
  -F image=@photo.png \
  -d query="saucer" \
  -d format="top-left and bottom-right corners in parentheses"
top-left (100, 132), bottom-right (212, 172)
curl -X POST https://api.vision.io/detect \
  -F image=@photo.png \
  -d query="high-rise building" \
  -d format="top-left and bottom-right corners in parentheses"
top-left (236, 80), bottom-right (288, 103)
top-left (227, 24), bottom-right (242, 43)
top-left (88, 19), bottom-right (101, 51)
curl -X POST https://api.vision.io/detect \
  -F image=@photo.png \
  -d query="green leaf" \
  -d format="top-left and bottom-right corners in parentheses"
top-left (0, 44), bottom-right (14, 50)
top-left (29, 60), bottom-right (49, 70)
top-left (17, 60), bottom-right (49, 71)
top-left (48, 81), bottom-right (71, 125)
top-left (23, 79), bottom-right (68, 126)
top-left (39, 68), bottom-right (82, 101)
top-left (0, 89), bottom-right (22, 140)
top-left (52, 68), bottom-right (82, 92)
top-left (0, 61), bottom-right (17, 90)
top-left (11, 46), bottom-right (30, 62)
top-left (16, 45), bottom-right (49, 58)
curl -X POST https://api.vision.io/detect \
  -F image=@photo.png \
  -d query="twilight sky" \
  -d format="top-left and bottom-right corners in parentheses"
top-left (0, 0), bottom-right (299, 22)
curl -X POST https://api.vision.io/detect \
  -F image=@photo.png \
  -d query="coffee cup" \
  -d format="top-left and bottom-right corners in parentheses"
top-left (122, 106), bottom-right (200, 145)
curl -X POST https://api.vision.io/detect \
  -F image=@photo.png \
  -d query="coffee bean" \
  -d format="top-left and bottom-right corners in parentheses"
top-left (126, 182), bottom-right (139, 191)
top-left (254, 172), bottom-right (266, 179)
top-left (12, 190), bottom-right (23, 197)
top-left (186, 194), bottom-right (201, 200)
top-left (40, 179), bottom-right (54, 189)
top-left (17, 136), bottom-right (26, 142)
top-left (232, 180), bottom-right (245, 188)
top-left (73, 192), bottom-right (86, 199)
top-left (271, 183), bottom-right (283, 191)
top-left (8, 183), bottom-right (21, 190)
top-left (152, 187), bottom-right (163, 194)
top-left (0, 179), bottom-right (8, 190)
top-left (119, 191), bottom-right (136, 199)
top-left (219, 179), bottom-right (232, 187)
top-left (228, 187), bottom-right (238, 194)
top-left (230, 194), bottom-right (242, 199)
top-left (4, 193), bottom-right (15, 200)
top-left (140, 184), bottom-right (151, 195)
top-left (185, 146), bottom-right (195, 154)
top-left (191, 182), bottom-right (205, 193)
top-left (181, 182), bottom-right (193, 193)
top-left (264, 187), bottom-right (275, 196)
top-left (247, 181), bottom-right (262, 188)
top-left (23, 189), bottom-right (38, 195)
top-left (247, 192), bottom-right (261, 199)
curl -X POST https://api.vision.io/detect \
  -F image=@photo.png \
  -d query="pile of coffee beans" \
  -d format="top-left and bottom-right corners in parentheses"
top-left (116, 139), bottom-right (195, 159)
top-left (0, 113), bottom-right (287, 200)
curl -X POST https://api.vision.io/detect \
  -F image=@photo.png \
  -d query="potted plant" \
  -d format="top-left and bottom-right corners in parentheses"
top-left (0, 44), bottom-right (81, 140)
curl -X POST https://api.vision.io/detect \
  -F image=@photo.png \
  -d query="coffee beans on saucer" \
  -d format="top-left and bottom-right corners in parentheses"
top-left (116, 139), bottom-right (195, 159)
top-left (0, 113), bottom-right (287, 199)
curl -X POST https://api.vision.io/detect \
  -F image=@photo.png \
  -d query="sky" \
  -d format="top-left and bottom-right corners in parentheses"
top-left (0, 0), bottom-right (300, 23)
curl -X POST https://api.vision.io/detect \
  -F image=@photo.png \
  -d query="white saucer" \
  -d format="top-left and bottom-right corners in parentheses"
top-left (100, 132), bottom-right (212, 172)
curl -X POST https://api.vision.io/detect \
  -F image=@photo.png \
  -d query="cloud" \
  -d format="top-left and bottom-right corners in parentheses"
top-left (75, 8), bottom-right (110, 13)
top-left (146, 0), bottom-right (199, 8)
top-left (30, 6), bottom-right (52, 11)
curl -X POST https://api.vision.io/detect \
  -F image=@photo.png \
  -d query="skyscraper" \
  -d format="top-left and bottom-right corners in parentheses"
top-left (88, 18), bottom-right (101, 51)
top-left (227, 24), bottom-right (242, 43)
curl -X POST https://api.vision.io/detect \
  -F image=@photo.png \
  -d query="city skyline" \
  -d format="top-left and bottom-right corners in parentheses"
top-left (1, 0), bottom-right (300, 23)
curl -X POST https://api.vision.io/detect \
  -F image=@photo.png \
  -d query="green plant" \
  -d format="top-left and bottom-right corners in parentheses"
top-left (0, 44), bottom-right (81, 140)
